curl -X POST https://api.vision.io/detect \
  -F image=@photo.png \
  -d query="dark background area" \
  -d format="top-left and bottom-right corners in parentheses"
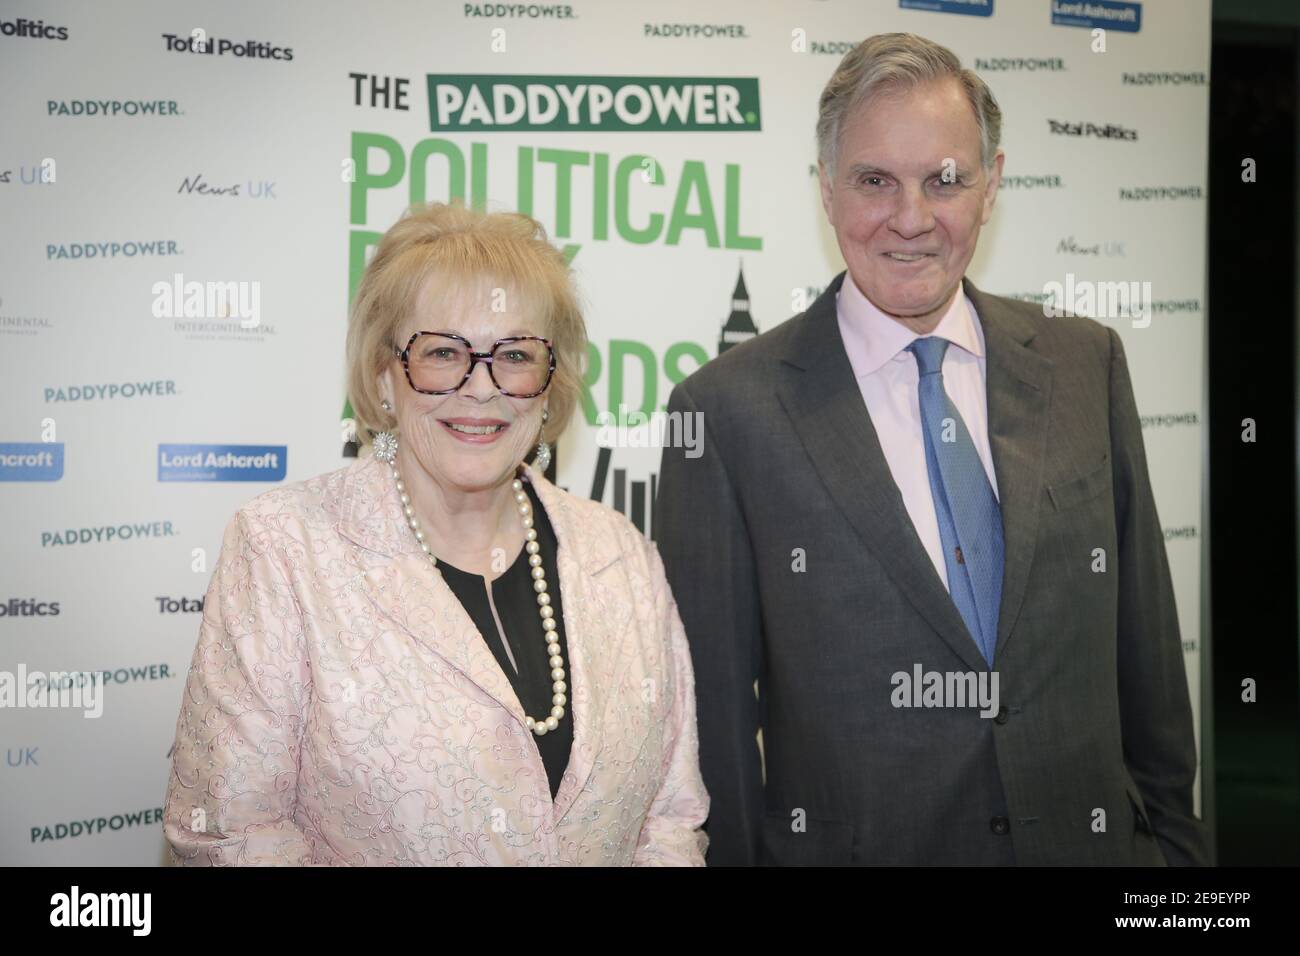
top-left (1208, 0), bottom-right (1300, 865)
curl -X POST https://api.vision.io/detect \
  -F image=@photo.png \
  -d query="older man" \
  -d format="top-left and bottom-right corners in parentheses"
top-left (655, 33), bottom-right (1209, 865)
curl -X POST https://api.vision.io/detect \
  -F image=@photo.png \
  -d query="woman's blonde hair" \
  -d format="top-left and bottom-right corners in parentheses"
top-left (346, 201), bottom-right (587, 453)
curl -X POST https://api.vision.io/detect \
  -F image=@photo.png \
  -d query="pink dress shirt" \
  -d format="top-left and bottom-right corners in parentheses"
top-left (835, 273), bottom-right (1001, 591)
top-left (163, 453), bottom-right (709, 865)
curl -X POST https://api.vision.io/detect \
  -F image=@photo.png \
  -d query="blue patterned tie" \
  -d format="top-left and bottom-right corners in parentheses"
top-left (908, 337), bottom-right (1004, 667)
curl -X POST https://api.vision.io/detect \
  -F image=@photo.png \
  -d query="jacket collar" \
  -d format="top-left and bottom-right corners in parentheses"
top-left (335, 452), bottom-right (629, 822)
top-left (335, 452), bottom-right (622, 578)
top-left (782, 273), bottom-right (1038, 372)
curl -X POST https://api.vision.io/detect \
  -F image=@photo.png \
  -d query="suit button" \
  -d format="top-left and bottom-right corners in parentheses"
top-left (990, 816), bottom-right (1011, 836)
top-left (994, 706), bottom-right (1009, 724)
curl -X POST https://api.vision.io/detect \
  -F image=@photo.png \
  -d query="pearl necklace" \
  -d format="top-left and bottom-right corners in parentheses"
top-left (388, 461), bottom-right (568, 737)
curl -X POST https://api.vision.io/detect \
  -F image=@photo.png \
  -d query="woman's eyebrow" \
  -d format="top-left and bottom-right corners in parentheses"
top-left (421, 328), bottom-right (536, 343)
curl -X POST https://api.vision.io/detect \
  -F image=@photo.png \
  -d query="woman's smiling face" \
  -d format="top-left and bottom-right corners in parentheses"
top-left (381, 276), bottom-right (550, 495)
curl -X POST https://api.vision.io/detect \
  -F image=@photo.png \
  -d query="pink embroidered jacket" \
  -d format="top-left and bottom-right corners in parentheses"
top-left (163, 453), bottom-right (709, 865)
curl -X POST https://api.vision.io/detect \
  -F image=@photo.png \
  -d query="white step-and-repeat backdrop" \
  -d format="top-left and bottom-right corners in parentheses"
top-left (1, 0), bottom-right (1209, 864)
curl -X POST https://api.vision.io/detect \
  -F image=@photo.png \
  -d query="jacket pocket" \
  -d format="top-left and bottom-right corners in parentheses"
top-left (1123, 775), bottom-right (1168, 865)
top-left (1047, 454), bottom-right (1111, 512)
top-left (760, 812), bottom-right (855, 866)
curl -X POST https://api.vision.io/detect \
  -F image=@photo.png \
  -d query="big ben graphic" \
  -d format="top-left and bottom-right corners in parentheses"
top-left (718, 265), bottom-right (759, 356)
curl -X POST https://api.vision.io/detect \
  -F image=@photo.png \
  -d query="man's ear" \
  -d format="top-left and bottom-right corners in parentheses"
top-left (980, 150), bottom-right (1005, 225)
top-left (818, 160), bottom-right (835, 221)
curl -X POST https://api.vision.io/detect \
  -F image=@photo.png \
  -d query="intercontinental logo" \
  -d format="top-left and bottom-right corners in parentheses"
top-left (151, 272), bottom-right (276, 342)
top-left (0, 291), bottom-right (54, 336)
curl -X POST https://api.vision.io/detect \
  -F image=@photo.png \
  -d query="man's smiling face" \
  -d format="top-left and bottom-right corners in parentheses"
top-left (819, 76), bottom-right (1004, 332)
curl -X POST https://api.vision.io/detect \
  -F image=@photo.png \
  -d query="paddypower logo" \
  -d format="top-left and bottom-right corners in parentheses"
top-left (158, 444), bottom-right (286, 481)
top-left (427, 75), bottom-right (761, 132)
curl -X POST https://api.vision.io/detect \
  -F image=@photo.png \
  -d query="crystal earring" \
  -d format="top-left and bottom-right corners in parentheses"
top-left (533, 407), bottom-right (551, 472)
top-left (373, 400), bottom-right (398, 462)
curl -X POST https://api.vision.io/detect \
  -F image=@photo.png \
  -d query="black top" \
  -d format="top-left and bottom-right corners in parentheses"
top-left (434, 479), bottom-right (572, 800)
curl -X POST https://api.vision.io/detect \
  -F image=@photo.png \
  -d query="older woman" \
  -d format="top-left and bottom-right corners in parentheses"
top-left (163, 202), bottom-right (708, 865)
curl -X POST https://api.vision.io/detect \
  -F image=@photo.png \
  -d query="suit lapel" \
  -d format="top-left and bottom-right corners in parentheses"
top-left (776, 274), bottom-right (985, 672)
top-left (338, 454), bottom-right (628, 822)
top-left (343, 453), bottom-right (527, 721)
top-left (527, 473), bottom-right (632, 823)
top-left (963, 279), bottom-right (1053, 661)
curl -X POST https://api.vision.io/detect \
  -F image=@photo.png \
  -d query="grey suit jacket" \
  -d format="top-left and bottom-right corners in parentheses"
top-left (654, 272), bottom-right (1210, 866)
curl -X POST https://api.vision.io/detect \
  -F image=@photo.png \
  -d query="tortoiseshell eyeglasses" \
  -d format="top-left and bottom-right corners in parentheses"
top-left (394, 332), bottom-right (556, 398)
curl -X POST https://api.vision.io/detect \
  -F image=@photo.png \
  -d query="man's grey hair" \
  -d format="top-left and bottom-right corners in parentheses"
top-left (817, 33), bottom-right (1002, 175)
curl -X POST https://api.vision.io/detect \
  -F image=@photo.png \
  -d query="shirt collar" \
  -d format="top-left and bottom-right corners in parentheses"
top-left (836, 271), bottom-right (985, 378)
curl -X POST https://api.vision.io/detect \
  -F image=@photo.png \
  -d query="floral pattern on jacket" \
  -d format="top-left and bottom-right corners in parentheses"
top-left (163, 453), bottom-right (708, 866)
